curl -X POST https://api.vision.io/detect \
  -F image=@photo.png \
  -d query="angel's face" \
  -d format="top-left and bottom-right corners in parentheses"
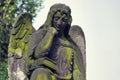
top-left (53, 11), bottom-right (68, 32)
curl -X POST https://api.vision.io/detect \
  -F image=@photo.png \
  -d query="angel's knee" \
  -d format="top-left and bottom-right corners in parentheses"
top-left (30, 68), bottom-right (52, 80)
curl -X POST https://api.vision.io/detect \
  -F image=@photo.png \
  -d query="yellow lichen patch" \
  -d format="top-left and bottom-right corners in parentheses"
top-left (9, 36), bottom-right (17, 48)
top-left (8, 48), bottom-right (15, 53)
top-left (73, 69), bottom-right (84, 80)
top-left (43, 59), bottom-right (56, 70)
top-left (36, 73), bottom-right (49, 80)
top-left (18, 29), bottom-right (27, 39)
top-left (73, 62), bottom-right (83, 77)
top-left (24, 44), bottom-right (28, 55)
top-left (15, 48), bottom-right (23, 58)
top-left (8, 48), bottom-right (15, 57)
top-left (65, 47), bottom-right (74, 68)
top-left (62, 36), bottom-right (71, 47)
top-left (19, 42), bottom-right (25, 50)
top-left (42, 35), bottom-right (53, 51)
top-left (66, 48), bottom-right (73, 60)
top-left (54, 12), bottom-right (62, 17)
top-left (28, 58), bottom-right (34, 66)
top-left (51, 75), bottom-right (56, 80)
top-left (40, 27), bottom-right (57, 53)
top-left (12, 24), bottom-right (22, 35)
top-left (51, 27), bottom-right (57, 34)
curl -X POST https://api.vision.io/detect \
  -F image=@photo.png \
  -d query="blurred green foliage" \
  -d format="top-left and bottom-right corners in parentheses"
top-left (0, 59), bottom-right (8, 80)
top-left (0, 0), bottom-right (43, 79)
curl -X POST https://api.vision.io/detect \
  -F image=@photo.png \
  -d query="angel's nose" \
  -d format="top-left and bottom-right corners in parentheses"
top-left (57, 19), bottom-right (62, 25)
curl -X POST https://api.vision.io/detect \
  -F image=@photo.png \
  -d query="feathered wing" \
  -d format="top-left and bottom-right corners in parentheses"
top-left (69, 25), bottom-right (86, 75)
top-left (8, 13), bottom-right (35, 79)
top-left (8, 13), bottom-right (35, 58)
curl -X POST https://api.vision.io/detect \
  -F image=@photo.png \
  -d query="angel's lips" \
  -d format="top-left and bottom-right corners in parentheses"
top-left (55, 26), bottom-right (60, 31)
top-left (55, 25), bottom-right (64, 31)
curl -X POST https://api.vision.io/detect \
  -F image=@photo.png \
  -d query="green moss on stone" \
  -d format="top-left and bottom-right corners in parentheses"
top-left (15, 47), bottom-right (23, 57)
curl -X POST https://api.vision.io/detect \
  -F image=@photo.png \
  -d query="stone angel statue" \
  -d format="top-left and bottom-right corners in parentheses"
top-left (8, 3), bottom-right (86, 80)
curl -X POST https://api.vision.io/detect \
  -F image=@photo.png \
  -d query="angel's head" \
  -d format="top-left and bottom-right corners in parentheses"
top-left (43, 3), bottom-right (72, 37)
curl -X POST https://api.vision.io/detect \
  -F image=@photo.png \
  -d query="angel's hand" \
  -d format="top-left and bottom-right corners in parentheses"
top-left (34, 27), bottom-right (58, 59)
top-left (49, 27), bottom-right (58, 35)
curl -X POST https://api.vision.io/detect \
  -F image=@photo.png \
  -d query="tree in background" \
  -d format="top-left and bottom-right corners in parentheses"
top-left (0, 0), bottom-right (43, 79)
top-left (0, 0), bottom-right (43, 61)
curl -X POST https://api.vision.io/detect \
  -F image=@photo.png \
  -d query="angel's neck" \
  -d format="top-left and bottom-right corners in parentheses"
top-left (56, 30), bottom-right (64, 37)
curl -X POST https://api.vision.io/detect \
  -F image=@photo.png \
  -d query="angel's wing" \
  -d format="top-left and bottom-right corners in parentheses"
top-left (69, 25), bottom-right (86, 72)
top-left (8, 13), bottom-right (35, 58)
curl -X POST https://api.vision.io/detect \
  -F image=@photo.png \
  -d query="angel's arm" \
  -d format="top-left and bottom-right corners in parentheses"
top-left (34, 27), bottom-right (57, 59)
top-left (29, 57), bottom-right (56, 71)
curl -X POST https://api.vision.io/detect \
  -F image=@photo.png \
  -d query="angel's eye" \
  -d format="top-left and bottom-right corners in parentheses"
top-left (54, 16), bottom-right (60, 21)
top-left (62, 18), bottom-right (68, 22)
